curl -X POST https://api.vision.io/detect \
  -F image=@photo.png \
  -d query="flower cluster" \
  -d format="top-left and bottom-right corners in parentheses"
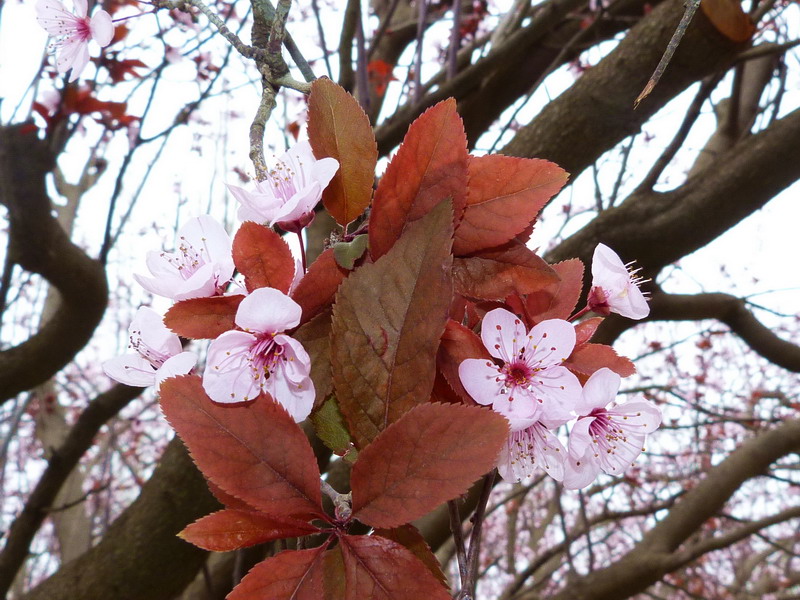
top-left (103, 143), bottom-right (339, 423)
top-left (459, 245), bottom-right (660, 489)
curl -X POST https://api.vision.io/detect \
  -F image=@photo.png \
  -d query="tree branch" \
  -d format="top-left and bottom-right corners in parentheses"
top-left (0, 124), bottom-right (108, 405)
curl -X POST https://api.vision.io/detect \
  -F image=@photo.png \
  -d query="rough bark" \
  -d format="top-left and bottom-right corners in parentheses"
top-left (501, 0), bottom-right (746, 179)
top-left (20, 440), bottom-right (218, 600)
top-left (0, 124), bottom-right (108, 404)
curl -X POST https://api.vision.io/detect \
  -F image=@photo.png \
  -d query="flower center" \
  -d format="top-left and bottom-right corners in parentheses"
top-left (267, 160), bottom-right (301, 202)
top-left (160, 236), bottom-right (210, 281)
top-left (248, 333), bottom-right (283, 383)
top-left (129, 329), bottom-right (169, 368)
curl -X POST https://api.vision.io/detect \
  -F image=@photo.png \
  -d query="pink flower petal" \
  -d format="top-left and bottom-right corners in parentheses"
top-left (103, 354), bottom-right (156, 387)
top-left (155, 351), bottom-right (197, 386)
top-left (235, 287), bottom-right (302, 334)
top-left (563, 450), bottom-right (599, 490)
top-left (525, 319), bottom-right (576, 368)
top-left (266, 363), bottom-right (315, 422)
top-left (181, 215), bottom-right (235, 280)
top-left (497, 422), bottom-right (566, 482)
top-left (566, 416), bottom-right (594, 458)
top-left (490, 386), bottom-right (541, 421)
top-left (89, 9), bottom-right (113, 46)
top-left (458, 358), bottom-right (504, 407)
top-left (271, 181), bottom-right (322, 226)
top-left (530, 365), bottom-right (581, 425)
top-left (59, 39), bottom-right (90, 81)
top-left (595, 432), bottom-right (647, 475)
top-left (203, 331), bottom-right (260, 404)
top-left (480, 308), bottom-right (527, 363)
top-left (73, 0), bottom-right (88, 17)
top-left (273, 334), bottom-right (312, 383)
top-left (576, 367), bottom-right (620, 415)
top-left (132, 307), bottom-right (182, 358)
top-left (608, 400), bottom-right (662, 433)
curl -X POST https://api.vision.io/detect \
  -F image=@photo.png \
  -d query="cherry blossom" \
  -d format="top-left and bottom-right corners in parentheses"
top-left (497, 414), bottom-right (569, 482)
top-left (458, 308), bottom-right (581, 421)
top-left (103, 307), bottom-right (196, 387)
top-left (588, 243), bottom-right (650, 320)
top-left (36, 0), bottom-right (114, 82)
top-left (202, 287), bottom-right (314, 422)
top-left (563, 368), bottom-right (661, 489)
top-left (227, 141), bottom-right (339, 232)
top-left (134, 215), bottom-right (234, 301)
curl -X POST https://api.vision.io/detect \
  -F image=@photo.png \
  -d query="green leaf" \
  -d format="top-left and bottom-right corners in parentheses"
top-left (333, 234), bottom-right (369, 270)
top-left (311, 396), bottom-right (356, 460)
top-left (331, 200), bottom-right (454, 448)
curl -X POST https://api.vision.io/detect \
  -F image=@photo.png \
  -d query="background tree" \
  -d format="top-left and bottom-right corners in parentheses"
top-left (0, 0), bottom-right (798, 598)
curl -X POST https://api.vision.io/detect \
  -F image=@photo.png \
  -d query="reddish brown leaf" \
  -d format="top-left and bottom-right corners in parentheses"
top-left (307, 78), bottom-right (377, 226)
top-left (430, 368), bottom-right (463, 405)
top-left (180, 509), bottom-right (319, 552)
top-left (339, 535), bottom-right (451, 600)
top-left (293, 310), bottom-right (333, 409)
top-left (374, 525), bottom-right (447, 585)
top-left (292, 248), bottom-right (347, 324)
top-left (351, 403), bottom-right (508, 528)
top-left (164, 295), bottom-right (243, 339)
top-left (565, 343), bottom-right (636, 378)
top-left (233, 222), bottom-right (295, 293)
top-left (369, 99), bottom-right (467, 260)
top-left (436, 319), bottom-right (489, 405)
top-left (228, 547), bottom-right (327, 600)
top-left (159, 376), bottom-right (324, 520)
top-left (575, 317), bottom-right (604, 346)
top-left (331, 201), bottom-right (454, 448)
top-left (524, 258), bottom-right (585, 323)
top-left (206, 479), bottom-right (250, 510)
top-left (453, 243), bottom-right (558, 300)
top-left (453, 155), bottom-right (567, 255)
top-left (323, 545), bottom-right (346, 600)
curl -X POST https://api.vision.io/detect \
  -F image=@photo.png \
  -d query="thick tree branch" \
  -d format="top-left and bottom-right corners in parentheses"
top-left (548, 106), bottom-right (800, 275)
top-left (502, 0), bottom-right (746, 179)
top-left (21, 440), bottom-right (218, 600)
top-left (0, 124), bottom-right (108, 405)
top-left (0, 384), bottom-right (143, 596)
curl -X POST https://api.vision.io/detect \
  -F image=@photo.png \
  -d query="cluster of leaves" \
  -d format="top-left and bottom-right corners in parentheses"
top-left (159, 79), bottom-right (637, 598)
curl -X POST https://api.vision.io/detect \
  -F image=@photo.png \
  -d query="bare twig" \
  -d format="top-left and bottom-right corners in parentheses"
top-left (634, 0), bottom-right (701, 107)
top-left (311, 0), bottom-right (334, 78)
top-left (249, 73), bottom-right (278, 181)
top-left (414, 0), bottom-right (428, 103)
top-left (448, 500), bottom-right (470, 590)
top-left (367, 0), bottom-right (402, 59)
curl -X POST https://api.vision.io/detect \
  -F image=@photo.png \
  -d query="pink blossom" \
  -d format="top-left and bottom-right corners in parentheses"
top-left (227, 141), bottom-right (339, 232)
top-left (496, 414), bottom-right (569, 482)
top-left (134, 215), bottom-right (234, 301)
top-left (563, 368), bottom-right (661, 489)
top-left (103, 307), bottom-right (196, 387)
top-left (202, 287), bottom-right (314, 422)
top-left (458, 308), bottom-right (582, 421)
top-left (36, 0), bottom-right (114, 82)
top-left (588, 243), bottom-right (649, 320)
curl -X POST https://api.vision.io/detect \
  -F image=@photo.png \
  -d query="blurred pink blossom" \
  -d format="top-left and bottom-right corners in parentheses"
top-left (202, 287), bottom-right (314, 422)
top-left (103, 307), bottom-right (196, 387)
top-left (36, 0), bottom-right (114, 82)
